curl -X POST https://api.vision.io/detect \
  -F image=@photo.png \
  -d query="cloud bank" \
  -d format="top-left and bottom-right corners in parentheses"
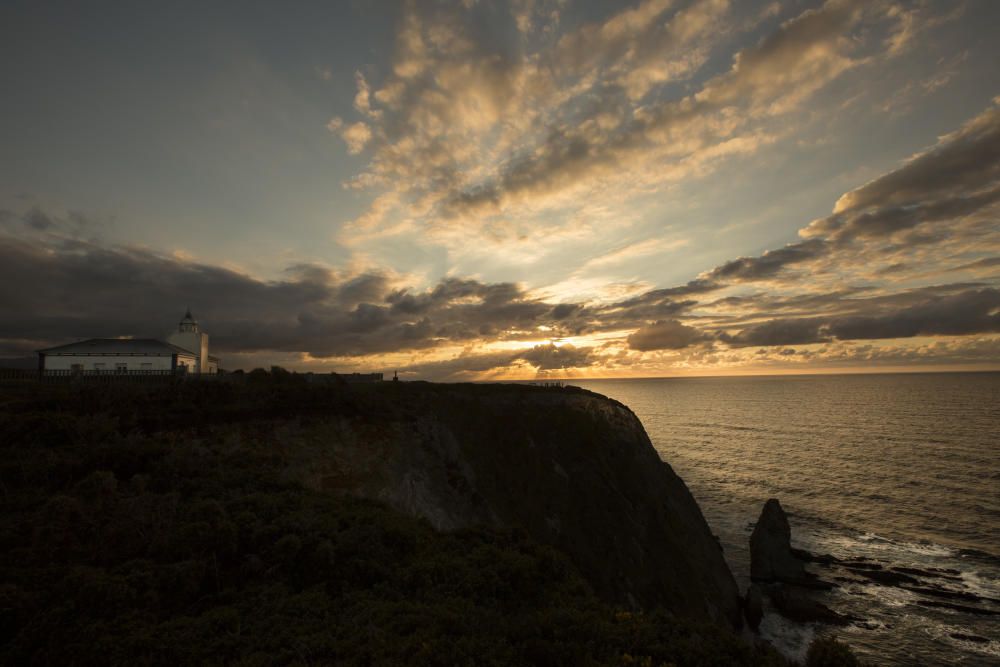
top-left (3, 1), bottom-right (997, 378)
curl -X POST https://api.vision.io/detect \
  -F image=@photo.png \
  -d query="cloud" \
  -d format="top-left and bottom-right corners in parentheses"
top-left (952, 257), bottom-right (1000, 273)
top-left (680, 99), bottom-right (1000, 291)
top-left (826, 288), bottom-right (1000, 340)
top-left (353, 71), bottom-right (380, 118)
top-left (335, 0), bottom-right (912, 254)
top-left (3, 3), bottom-right (997, 379)
top-left (0, 231), bottom-right (564, 359)
top-left (1, 206), bottom-right (109, 241)
top-left (3, 205), bottom-right (998, 375)
top-left (6, 218), bottom-right (687, 366)
top-left (342, 122), bottom-right (373, 154)
top-left (720, 288), bottom-right (1000, 348)
top-left (738, 336), bottom-right (1000, 370)
top-left (396, 342), bottom-right (599, 381)
top-left (327, 116), bottom-right (373, 154)
top-left (806, 98), bottom-right (1000, 240)
top-left (695, 0), bottom-right (867, 113)
top-left (704, 239), bottom-right (828, 282)
top-left (577, 237), bottom-right (689, 272)
top-left (627, 319), bottom-right (708, 351)
top-left (720, 318), bottom-right (828, 348)
top-left (515, 342), bottom-right (595, 370)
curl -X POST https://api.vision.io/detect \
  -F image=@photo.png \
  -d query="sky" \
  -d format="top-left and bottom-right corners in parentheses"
top-left (1, 0), bottom-right (999, 379)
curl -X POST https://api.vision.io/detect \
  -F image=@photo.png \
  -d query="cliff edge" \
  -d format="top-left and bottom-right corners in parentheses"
top-left (279, 382), bottom-right (742, 627)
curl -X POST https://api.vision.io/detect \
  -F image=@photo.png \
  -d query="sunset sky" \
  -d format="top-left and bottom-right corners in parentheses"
top-left (2, 0), bottom-right (999, 379)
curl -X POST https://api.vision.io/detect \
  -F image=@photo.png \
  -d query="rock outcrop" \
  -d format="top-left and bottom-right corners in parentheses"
top-left (744, 584), bottom-right (764, 631)
top-left (749, 499), bottom-right (861, 627)
top-left (281, 383), bottom-right (743, 628)
top-left (768, 586), bottom-right (850, 626)
top-left (750, 498), bottom-right (807, 584)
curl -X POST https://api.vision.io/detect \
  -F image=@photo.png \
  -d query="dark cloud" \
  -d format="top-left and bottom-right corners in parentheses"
top-left (1, 207), bottom-right (108, 238)
top-left (631, 279), bottom-right (721, 299)
top-left (831, 102), bottom-right (1000, 216)
top-left (720, 318), bottom-right (828, 348)
top-left (397, 350), bottom-right (525, 380)
top-left (703, 240), bottom-right (828, 282)
top-left (0, 234), bottom-right (570, 359)
top-left (4, 223), bottom-right (997, 372)
top-left (803, 100), bottom-right (1000, 244)
top-left (702, 288), bottom-right (872, 317)
top-left (550, 302), bottom-right (581, 319)
top-left (720, 288), bottom-right (1000, 348)
top-left (627, 319), bottom-right (708, 351)
top-left (515, 343), bottom-right (595, 370)
top-left (678, 100), bottom-right (1000, 292)
top-left (588, 282), bottom-right (712, 331)
top-left (952, 256), bottom-right (1000, 272)
top-left (24, 209), bottom-right (54, 231)
top-left (396, 343), bottom-right (599, 381)
top-left (826, 288), bottom-right (1000, 340)
top-left (809, 184), bottom-right (1000, 243)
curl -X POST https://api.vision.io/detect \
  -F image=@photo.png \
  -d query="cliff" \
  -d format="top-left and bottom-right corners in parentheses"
top-left (281, 382), bottom-right (742, 627)
top-left (0, 378), bottom-right (765, 665)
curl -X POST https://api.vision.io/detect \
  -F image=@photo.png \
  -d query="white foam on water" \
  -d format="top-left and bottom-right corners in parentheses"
top-left (757, 612), bottom-right (816, 664)
top-left (923, 622), bottom-right (1000, 659)
top-left (832, 532), bottom-right (957, 559)
top-left (832, 579), bottom-right (919, 610)
top-left (958, 569), bottom-right (1000, 601)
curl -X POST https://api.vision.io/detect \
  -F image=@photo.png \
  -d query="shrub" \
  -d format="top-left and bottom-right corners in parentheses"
top-left (806, 636), bottom-right (862, 667)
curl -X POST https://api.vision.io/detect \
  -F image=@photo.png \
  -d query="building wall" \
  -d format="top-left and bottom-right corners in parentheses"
top-left (199, 333), bottom-right (209, 373)
top-left (166, 331), bottom-right (210, 373)
top-left (43, 354), bottom-right (195, 371)
top-left (175, 353), bottom-right (198, 371)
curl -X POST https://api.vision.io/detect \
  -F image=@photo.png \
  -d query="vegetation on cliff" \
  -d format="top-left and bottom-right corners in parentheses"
top-left (0, 375), bottom-right (851, 665)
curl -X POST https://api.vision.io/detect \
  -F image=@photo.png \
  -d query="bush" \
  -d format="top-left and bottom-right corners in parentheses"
top-left (806, 636), bottom-right (862, 667)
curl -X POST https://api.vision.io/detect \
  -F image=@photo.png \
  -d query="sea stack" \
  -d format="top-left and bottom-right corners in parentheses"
top-left (750, 498), bottom-right (807, 583)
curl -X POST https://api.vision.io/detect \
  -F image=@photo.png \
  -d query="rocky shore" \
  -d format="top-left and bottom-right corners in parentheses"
top-left (744, 496), bottom-right (1000, 646)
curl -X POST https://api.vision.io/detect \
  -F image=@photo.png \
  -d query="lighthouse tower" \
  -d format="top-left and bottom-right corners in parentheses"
top-left (167, 309), bottom-right (210, 373)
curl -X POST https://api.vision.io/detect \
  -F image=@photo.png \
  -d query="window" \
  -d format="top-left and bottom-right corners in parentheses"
top-left (115, 362), bottom-right (128, 372)
top-left (70, 364), bottom-right (83, 372)
top-left (94, 363), bottom-right (106, 371)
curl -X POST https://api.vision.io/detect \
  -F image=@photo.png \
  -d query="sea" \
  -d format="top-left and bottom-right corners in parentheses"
top-left (571, 372), bottom-right (1000, 666)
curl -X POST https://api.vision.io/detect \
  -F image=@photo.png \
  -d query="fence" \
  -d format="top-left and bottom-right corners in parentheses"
top-left (0, 369), bottom-right (222, 384)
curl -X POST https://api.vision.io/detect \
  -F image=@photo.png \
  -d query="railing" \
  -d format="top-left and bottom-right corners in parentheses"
top-left (0, 369), bottom-right (221, 383)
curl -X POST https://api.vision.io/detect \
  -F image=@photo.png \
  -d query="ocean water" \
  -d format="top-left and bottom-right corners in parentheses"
top-left (572, 372), bottom-right (1000, 666)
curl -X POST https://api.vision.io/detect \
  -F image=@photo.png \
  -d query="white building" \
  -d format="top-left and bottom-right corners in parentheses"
top-left (166, 310), bottom-right (215, 373)
top-left (38, 310), bottom-right (220, 374)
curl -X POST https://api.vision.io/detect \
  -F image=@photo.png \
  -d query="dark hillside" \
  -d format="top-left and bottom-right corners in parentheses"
top-left (0, 377), bottom-right (805, 665)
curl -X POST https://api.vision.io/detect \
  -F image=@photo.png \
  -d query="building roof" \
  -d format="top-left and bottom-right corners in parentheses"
top-left (38, 338), bottom-right (197, 356)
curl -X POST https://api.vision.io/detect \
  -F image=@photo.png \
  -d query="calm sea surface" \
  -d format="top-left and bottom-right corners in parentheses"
top-left (572, 373), bottom-right (1000, 666)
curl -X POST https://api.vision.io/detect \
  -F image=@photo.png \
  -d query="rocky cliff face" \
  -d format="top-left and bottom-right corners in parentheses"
top-left (750, 498), bottom-right (806, 584)
top-left (279, 383), bottom-right (742, 628)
